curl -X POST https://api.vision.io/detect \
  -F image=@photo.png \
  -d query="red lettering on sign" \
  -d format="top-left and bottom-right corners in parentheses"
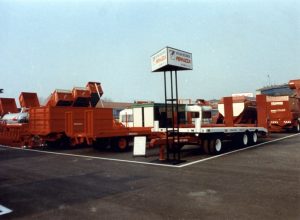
top-left (176, 57), bottom-right (191, 63)
top-left (156, 55), bottom-right (166, 64)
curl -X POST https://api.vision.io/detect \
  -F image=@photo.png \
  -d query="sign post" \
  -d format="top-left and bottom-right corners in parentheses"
top-left (151, 47), bottom-right (193, 161)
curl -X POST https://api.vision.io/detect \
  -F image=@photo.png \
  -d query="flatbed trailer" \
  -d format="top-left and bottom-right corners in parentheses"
top-left (152, 125), bottom-right (267, 154)
top-left (150, 95), bottom-right (269, 158)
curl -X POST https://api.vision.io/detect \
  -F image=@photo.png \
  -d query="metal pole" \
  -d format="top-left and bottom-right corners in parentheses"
top-left (170, 71), bottom-right (176, 160)
top-left (164, 71), bottom-right (169, 160)
top-left (175, 70), bottom-right (180, 161)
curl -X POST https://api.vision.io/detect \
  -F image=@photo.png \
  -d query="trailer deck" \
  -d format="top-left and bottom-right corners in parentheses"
top-left (156, 126), bottom-right (268, 134)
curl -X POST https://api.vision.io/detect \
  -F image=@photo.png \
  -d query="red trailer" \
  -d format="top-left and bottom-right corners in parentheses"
top-left (266, 79), bottom-right (300, 132)
top-left (266, 95), bottom-right (300, 132)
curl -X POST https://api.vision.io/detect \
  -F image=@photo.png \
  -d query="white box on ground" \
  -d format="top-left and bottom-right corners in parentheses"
top-left (133, 136), bottom-right (147, 156)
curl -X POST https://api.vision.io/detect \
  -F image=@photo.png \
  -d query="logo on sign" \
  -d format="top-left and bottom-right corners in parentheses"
top-left (170, 50), bottom-right (176, 60)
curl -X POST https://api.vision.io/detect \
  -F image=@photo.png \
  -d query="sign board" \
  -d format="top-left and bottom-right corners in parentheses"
top-left (133, 136), bottom-right (146, 156)
top-left (151, 47), bottom-right (193, 72)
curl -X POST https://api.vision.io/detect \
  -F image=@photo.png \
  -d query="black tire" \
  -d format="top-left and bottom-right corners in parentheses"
top-left (209, 138), bottom-right (223, 155)
top-left (202, 139), bottom-right (210, 154)
top-left (240, 133), bottom-right (249, 147)
top-left (111, 137), bottom-right (129, 152)
top-left (248, 132), bottom-right (258, 146)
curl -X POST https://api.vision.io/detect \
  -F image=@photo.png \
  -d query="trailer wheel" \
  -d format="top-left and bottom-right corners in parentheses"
top-left (249, 132), bottom-right (258, 145)
top-left (209, 138), bottom-right (223, 155)
top-left (241, 133), bottom-right (249, 147)
top-left (112, 137), bottom-right (129, 152)
top-left (202, 139), bottom-right (210, 154)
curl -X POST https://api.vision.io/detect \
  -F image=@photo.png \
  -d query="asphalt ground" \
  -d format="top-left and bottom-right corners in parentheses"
top-left (0, 133), bottom-right (299, 219)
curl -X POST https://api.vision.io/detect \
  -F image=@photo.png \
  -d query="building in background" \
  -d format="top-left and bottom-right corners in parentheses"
top-left (257, 84), bottom-right (293, 96)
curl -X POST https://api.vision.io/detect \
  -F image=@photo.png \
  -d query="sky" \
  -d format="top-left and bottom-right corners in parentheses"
top-left (0, 0), bottom-right (299, 105)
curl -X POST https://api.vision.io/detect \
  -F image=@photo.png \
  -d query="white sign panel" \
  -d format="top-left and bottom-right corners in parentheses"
top-left (167, 47), bottom-right (193, 70)
top-left (133, 136), bottom-right (146, 156)
top-left (151, 48), bottom-right (168, 72)
top-left (151, 47), bottom-right (193, 72)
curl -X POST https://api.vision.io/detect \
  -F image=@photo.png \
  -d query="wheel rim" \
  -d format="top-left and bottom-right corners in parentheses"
top-left (215, 139), bottom-right (222, 152)
top-left (243, 134), bottom-right (248, 146)
top-left (297, 123), bottom-right (300, 132)
top-left (118, 138), bottom-right (127, 149)
top-left (252, 133), bottom-right (258, 143)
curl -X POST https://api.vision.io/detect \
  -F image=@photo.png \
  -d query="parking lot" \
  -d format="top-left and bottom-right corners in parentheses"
top-left (1, 133), bottom-right (299, 219)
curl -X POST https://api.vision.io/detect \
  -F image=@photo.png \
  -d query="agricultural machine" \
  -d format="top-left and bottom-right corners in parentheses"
top-left (0, 82), bottom-right (151, 151)
top-left (266, 79), bottom-right (300, 132)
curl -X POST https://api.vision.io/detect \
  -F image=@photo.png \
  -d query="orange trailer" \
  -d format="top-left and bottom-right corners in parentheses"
top-left (29, 105), bottom-right (151, 151)
top-left (23, 81), bottom-right (150, 150)
top-left (266, 95), bottom-right (300, 132)
top-left (0, 81), bottom-right (151, 150)
top-left (266, 79), bottom-right (300, 132)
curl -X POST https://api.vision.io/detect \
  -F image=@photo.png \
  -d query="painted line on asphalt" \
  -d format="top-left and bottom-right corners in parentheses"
top-left (0, 145), bottom-right (178, 168)
top-left (178, 133), bottom-right (300, 168)
top-left (1, 133), bottom-right (299, 169)
top-left (0, 205), bottom-right (13, 216)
